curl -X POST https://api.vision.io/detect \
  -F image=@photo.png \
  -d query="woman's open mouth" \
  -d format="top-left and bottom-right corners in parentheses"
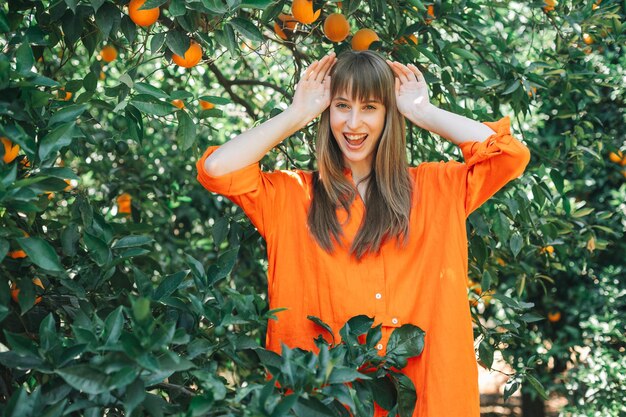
top-left (344, 133), bottom-right (367, 149)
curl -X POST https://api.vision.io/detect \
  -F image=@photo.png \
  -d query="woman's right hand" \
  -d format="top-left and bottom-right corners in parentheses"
top-left (290, 51), bottom-right (336, 121)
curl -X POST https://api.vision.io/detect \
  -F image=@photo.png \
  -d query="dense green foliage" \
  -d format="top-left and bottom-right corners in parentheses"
top-left (1, 0), bottom-right (625, 416)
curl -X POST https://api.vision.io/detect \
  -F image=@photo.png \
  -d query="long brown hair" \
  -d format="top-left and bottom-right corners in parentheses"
top-left (307, 50), bottom-right (413, 260)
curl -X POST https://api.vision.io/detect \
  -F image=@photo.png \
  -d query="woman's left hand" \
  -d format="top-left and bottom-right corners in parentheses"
top-left (386, 60), bottom-right (430, 120)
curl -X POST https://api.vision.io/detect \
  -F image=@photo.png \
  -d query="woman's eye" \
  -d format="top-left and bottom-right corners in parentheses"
top-left (365, 105), bottom-right (376, 110)
top-left (336, 103), bottom-right (348, 108)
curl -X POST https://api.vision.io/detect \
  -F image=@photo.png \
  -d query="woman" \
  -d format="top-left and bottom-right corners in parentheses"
top-left (197, 50), bottom-right (531, 417)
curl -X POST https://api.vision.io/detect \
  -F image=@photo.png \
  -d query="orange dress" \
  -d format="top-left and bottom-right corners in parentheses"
top-left (196, 116), bottom-right (531, 417)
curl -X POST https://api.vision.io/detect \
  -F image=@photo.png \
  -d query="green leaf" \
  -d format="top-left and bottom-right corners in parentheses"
top-left (449, 47), bottom-right (478, 60)
top-left (39, 314), bottom-right (58, 353)
top-left (386, 324), bottom-right (425, 357)
top-left (229, 18), bottom-right (264, 42)
top-left (135, 82), bottom-right (169, 99)
top-left (131, 297), bottom-right (151, 322)
top-left (16, 237), bottom-right (63, 271)
top-left (293, 396), bottom-right (336, 417)
top-left (479, 341), bottom-right (494, 369)
top-left (154, 271), bottom-right (188, 300)
top-left (503, 80), bottom-right (521, 95)
top-left (131, 99), bottom-right (173, 116)
top-left (38, 122), bottom-right (75, 163)
top-left (525, 373), bottom-right (548, 400)
top-left (48, 104), bottom-right (87, 127)
top-left (56, 365), bottom-right (111, 395)
top-left (16, 43), bottom-right (35, 75)
top-left (328, 367), bottom-right (370, 384)
top-left (95, 2), bottom-right (121, 40)
top-left (211, 217), bottom-right (229, 246)
top-left (83, 232), bottom-right (111, 266)
top-left (166, 31), bottom-right (190, 58)
top-left (169, 0), bottom-right (186, 16)
top-left (103, 306), bottom-right (125, 345)
top-left (176, 110), bottom-right (196, 151)
top-left (307, 315), bottom-right (335, 344)
top-left (112, 235), bottom-right (154, 249)
top-left (509, 232), bottom-right (523, 258)
top-left (150, 32), bottom-right (166, 53)
top-left (390, 372), bottom-right (417, 417)
top-left (240, 0), bottom-right (273, 9)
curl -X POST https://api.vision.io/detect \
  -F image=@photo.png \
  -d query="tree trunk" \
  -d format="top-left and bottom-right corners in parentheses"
top-left (522, 388), bottom-right (545, 417)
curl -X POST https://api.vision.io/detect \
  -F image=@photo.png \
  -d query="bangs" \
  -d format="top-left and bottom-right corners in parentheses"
top-left (330, 52), bottom-right (393, 106)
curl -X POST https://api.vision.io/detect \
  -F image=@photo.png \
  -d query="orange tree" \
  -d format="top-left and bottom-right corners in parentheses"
top-left (1, 0), bottom-right (625, 416)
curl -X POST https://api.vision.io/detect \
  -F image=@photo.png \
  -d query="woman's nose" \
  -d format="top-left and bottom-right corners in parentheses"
top-left (346, 110), bottom-right (362, 129)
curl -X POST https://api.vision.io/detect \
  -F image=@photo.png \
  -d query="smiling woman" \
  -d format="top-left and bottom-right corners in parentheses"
top-left (197, 49), bottom-right (531, 417)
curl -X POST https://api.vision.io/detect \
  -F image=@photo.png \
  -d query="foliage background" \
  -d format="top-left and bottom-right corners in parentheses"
top-left (1, 0), bottom-right (625, 416)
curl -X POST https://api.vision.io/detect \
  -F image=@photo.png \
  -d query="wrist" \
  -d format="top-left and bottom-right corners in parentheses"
top-left (407, 103), bottom-right (437, 130)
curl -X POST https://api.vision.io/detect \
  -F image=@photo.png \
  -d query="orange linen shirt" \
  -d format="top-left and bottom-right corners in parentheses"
top-left (196, 116), bottom-right (531, 417)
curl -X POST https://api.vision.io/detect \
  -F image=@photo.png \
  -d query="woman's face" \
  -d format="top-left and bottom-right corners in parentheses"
top-left (329, 91), bottom-right (386, 174)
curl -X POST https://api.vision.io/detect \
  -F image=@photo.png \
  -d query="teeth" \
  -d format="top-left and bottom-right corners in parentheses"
top-left (345, 134), bottom-right (367, 140)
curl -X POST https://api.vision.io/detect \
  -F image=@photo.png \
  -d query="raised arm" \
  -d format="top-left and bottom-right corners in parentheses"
top-left (386, 60), bottom-right (495, 145)
top-left (204, 52), bottom-right (337, 177)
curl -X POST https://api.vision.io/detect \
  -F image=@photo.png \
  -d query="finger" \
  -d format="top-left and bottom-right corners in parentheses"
top-left (393, 62), bottom-right (413, 83)
top-left (316, 56), bottom-right (335, 83)
top-left (395, 76), bottom-right (400, 95)
top-left (304, 60), bottom-right (321, 80)
top-left (408, 64), bottom-right (424, 82)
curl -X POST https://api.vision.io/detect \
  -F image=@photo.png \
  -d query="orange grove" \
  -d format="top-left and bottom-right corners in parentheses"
top-left (351, 28), bottom-right (379, 51)
top-left (323, 13), bottom-right (350, 43)
top-left (128, 0), bottom-right (160, 27)
top-left (172, 41), bottom-right (202, 68)
top-left (291, 0), bottom-right (320, 25)
top-left (2, 137), bottom-right (20, 163)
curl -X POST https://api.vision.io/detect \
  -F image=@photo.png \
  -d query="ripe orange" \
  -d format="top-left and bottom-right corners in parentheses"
top-left (351, 28), bottom-right (379, 51)
top-left (8, 250), bottom-right (27, 259)
top-left (395, 34), bottom-right (418, 45)
top-left (2, 137), bottom-right (20, 163)
top-left (540, 245), bottom-right (554, 254)
top-left (100, 45), bottom-right (117, 63)
top-left (496, 257), bottom-right (506, 266)
top-left (172, 99), bottom-right (185, 109)
top-left (117, 193), bottom-right (132, 214)
top-left (543, 0), bottom-right (556, 10)
top-left (11, 278), bottom-right (44, 305)
top-left (609, 150), bottom-right (623, 164)
top-left (582, 33), bottom-right (593, 45)
top-left (292, 0), bottom-right (321, 24)
top-left (172, 41), bottom-right (202, 68)
top-left (274, 22), bottom-right (288, 40)
top-left (100, 71), bottom-right (106, 80)
top-left (58, 88), bottom-right (72, 101)
top-left (547, 311), bottom-right (561, 322)
top-left (324, 13), bottom-right (350, 42)
top-left (425, 4), bottom-right (435, 23)
top-left (279, 13), bottom-right (298, 31)
top-left (128, 0), bottom-right (160, 27)
top-left (199, 100), bottom-right (215, 110)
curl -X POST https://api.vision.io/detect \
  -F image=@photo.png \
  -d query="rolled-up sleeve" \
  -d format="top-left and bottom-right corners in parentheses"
top-left (196, 146), bottom-right (279, 239)
top-left (458, 116), bottom-right (531, 217)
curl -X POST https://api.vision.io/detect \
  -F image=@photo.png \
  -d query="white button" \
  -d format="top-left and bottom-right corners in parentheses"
top-left (376, 344), bottom-right (383, 350)
top-left (391, 318), bottom-right (398, 325)
top-left (375, 293), bottom-right (382, 299)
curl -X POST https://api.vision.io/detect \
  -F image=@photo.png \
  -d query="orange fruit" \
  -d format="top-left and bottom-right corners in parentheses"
top-left (100, 45), bottom-right (117, 63)
top-left (540, 245), bottom-right (554, 254)
top-left (117, 193), bottom-right (132, 214)
top-left (128, 0), bottom-right (160, 27)
top-left (172, 99), bottom-right (185, 109)
top-left (608, 150), bottom-right (623, 163)
top-left (324, 13), bottom-right (350, 42)
top-left (395, 34), bottom-right (418, 45)
top-left (351, 28), bottom-right (379, 51)
top-left (172, 41), bottom-right (202, 68)
top-left (592, 3), bottom-right (598, 10)
top-left (279, 13), bottom-right (298, 31)
top-left (11, 278), bottom-right (44, 305)
top-left (100, 71), bottom-right (106, 80)
top-left (199, 100), bottom-right (215, 110)
top-left (425, 4), bottom-right (435, 23)
top-left (292, 0), bottom-right (321, 24)
top-left (58, 88), bottom-right (72, 101)
top-left (582, 33), bottom-right (593, 45)
top-left (8, 250), bottom-right (27, 259)
top-left (63, 179), bottom-right (74, 191)
top-left (527, 86), bottom-right (537, 97)
top-left (20, 156), bottom-right (31, 168)
top-left (2, 137), bottom-right (20, 164)
top-left (496, 257), bottom-right (506, 266)
top-left (274, 22), bottom-right (288, 40)
top-left (547, 311), bottom-right (561, 322)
